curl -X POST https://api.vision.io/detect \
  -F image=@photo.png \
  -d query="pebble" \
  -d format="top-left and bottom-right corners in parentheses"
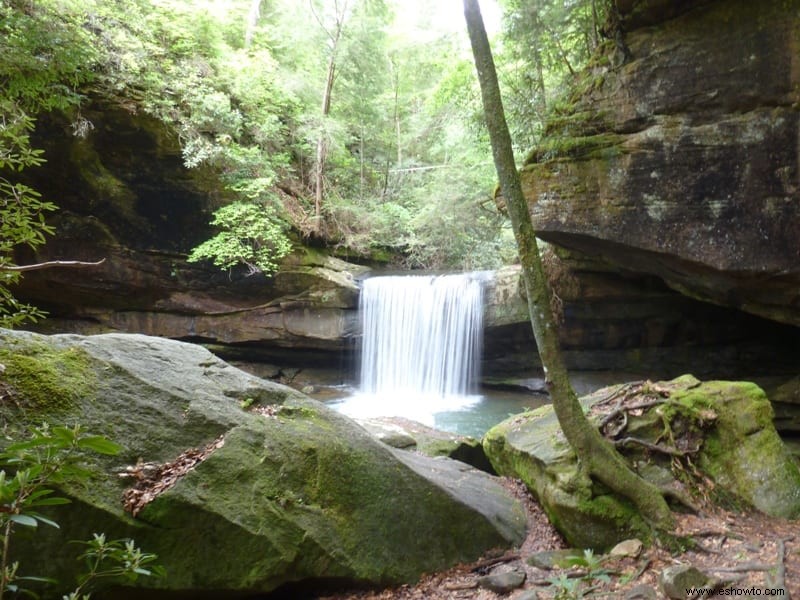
top-left (477, 568), bottom-right (526, 594)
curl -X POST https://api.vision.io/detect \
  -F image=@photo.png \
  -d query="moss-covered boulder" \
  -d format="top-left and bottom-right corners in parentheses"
top-left (483, 375), bottom-right (800, 550)
top-left (483, 399), bottom-right (652, 550)
top-left (673, 378), bottom-right (800, 518)
top-left (0, 330), bottom-right (527, 597)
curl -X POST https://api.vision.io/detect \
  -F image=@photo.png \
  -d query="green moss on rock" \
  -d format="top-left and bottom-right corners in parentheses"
top-left (483, 403), bottom-right (651, 550)
top-left (484, 375), bottom-right (800, 551)
top-left (672, 380), bottom-right (800, 518)
top-left (0, 330), bottom-right (526, 596)
top-left (0, 336), bottom-right (96, 416)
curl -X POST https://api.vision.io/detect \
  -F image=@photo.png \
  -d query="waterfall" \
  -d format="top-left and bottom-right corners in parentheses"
top-left (359, 273), bottom-right (485, 399)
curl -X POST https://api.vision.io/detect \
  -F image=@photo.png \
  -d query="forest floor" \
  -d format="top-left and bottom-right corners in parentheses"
top-left (320, 479), bottom-right (800, 600)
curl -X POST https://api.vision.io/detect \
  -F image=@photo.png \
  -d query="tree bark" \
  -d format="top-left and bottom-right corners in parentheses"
top-left (1, 258), bottom-right (106, 272)
top-left (463, 0), bottom-right (673, 530)
top-left (311, 0), bottom-right (348, 232)
top-left (244, 0), bottom-right (261, 49)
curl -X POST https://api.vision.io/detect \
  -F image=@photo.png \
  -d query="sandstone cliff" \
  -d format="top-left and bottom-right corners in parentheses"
top-left (520, 0), bottom-right (800, 326)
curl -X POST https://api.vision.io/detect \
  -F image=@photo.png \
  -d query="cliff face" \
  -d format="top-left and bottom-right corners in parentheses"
top-left (11, 12), bottom-right (800, 379)
top-left (520, 0), bottom-right (800, 326)
top-left (14, 101), bottom-right (366, 363)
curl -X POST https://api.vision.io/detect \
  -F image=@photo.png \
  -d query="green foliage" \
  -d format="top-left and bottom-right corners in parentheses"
top-left (188, 201), bottom-right (292, 276)
top-left (0, 102), bottom-right (57, 326)
top-left (497, 0), bottom-right (610, 151)
top-left (547, 549), bottom-right (614, 598)
top-left (66, 534), bottom-right (163, 600)
top-left (1, 0), bottom-right (610, 274)
top-left (0, 423), bottom-right (161, 598)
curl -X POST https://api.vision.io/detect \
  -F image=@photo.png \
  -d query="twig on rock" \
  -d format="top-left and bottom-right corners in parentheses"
top-left (469, 552), bottom-right (520, 572)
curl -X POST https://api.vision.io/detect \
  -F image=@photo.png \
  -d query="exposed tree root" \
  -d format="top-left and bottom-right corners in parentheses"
top-left (614, 436), bottom-right (699, 457)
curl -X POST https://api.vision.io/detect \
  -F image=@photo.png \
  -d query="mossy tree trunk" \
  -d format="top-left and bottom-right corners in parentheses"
top-left (463, 0), bottom-right (673, 530)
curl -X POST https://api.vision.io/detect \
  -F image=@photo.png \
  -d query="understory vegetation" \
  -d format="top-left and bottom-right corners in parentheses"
top-left (0, 424), bottom-right (161, 598)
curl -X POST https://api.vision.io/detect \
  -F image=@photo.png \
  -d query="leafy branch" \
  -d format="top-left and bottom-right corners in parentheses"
top-left (0, 424), bottom-right (161, 598)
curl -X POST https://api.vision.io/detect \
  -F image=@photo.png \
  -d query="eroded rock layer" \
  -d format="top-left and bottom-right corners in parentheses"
top-left (520, 0), bottom-right (800, 325)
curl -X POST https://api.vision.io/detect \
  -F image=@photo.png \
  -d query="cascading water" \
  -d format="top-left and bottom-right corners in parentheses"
top-left (359, 274), bottom-right (484, 397)
top-left (332, 272), bottom-right (489, 425)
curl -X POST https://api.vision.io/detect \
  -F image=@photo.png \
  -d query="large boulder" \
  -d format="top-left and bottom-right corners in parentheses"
top-left (0, 330), bottom-right (527, 597)
top-left (483, 375), bottom-right (800, 550)
top-left (518, 0), bottom-right (800, 326)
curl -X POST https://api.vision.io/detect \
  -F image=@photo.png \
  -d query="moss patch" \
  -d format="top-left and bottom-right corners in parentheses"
top-left (0, 338), bottom-right (96, 417)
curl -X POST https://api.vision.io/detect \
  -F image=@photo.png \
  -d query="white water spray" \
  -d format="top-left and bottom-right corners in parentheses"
top-left (333, 272), bottom-right (488, 424)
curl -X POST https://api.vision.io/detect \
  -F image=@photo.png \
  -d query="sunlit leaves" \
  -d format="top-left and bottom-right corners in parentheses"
top-left (187, 201), bottom-right (292, 275)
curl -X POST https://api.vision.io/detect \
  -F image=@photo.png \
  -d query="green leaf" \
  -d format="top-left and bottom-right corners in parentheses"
top-left (28, 496), bottom-right (70, 507)
top-left (9, 514), bottom-right (38, 527)
top-left (29, 513), bottom-right (60, 529)
top-left (76, 436), bottom-right (122, 455)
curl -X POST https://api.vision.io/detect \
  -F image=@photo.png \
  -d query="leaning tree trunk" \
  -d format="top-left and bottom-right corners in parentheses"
top-left (463, 0), bottom-right (673, 530)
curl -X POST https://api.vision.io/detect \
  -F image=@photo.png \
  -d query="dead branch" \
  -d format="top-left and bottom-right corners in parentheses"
top-left (2, 258), bottom-right (106, 272)
top-left (443, 581), bottom-right (478, 591)
top-left (594, 381), bottom-right (644, 409)
top-left (770, 536), bottom-right (792, 596)
top-left (707, 563), bottom-right (774, 573)
top-left (469, 552), bottom-right (520, 572)
top-left (614, 436), bottom-right (699, 456)
top-left (599, 397), bottom-right (668, 430)
top-left (684, 529), bottom-right (730, 538)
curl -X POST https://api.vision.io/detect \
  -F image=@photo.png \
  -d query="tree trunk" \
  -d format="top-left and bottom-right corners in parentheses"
top-left (462, 0), bottom-right (673, 530)
top-left (314, 51), bottom-right (336, 228)
top-left (244, 0), bottom-right (261, 49)
top-left (311, 0), bottom-right (348, 232)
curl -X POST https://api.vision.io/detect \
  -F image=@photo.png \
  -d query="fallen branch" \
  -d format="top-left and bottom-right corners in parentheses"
top-left (469, 552), bottom-right (520, 572)
top-left (599, 397), bottom-right (667, 430)
top-left (2, 258), bottom-right (106, 272)
top-left (443, 581), bottom-right (478, 591)
top-left (707, 563), bottom-right (774, 573)
top-left (614, 436), bottom-right (699, 457)
top-left (770, 536), bottom-right (792, 596)
top-left (593, 381), bottom-right (644, 410)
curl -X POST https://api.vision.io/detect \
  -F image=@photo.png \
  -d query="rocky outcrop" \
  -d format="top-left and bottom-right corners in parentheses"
top-left (519, 0), bottom-right (800, 326)
top-left (15, 103), bottom-right (367, 363)
top-left (483, 375), bottom-right (800, 549)
top-left (481, 262), bottom-right (800, 377)
top-left (357, 416), bottom-right (494, 473)
top-left (0, 330), bottom-right (527, 597)
top-left (12, 93), bottom-right (799, 380)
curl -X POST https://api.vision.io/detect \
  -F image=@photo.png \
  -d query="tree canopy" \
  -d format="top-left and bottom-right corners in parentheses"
top-left (0, 0), bottom-right (607, 320)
